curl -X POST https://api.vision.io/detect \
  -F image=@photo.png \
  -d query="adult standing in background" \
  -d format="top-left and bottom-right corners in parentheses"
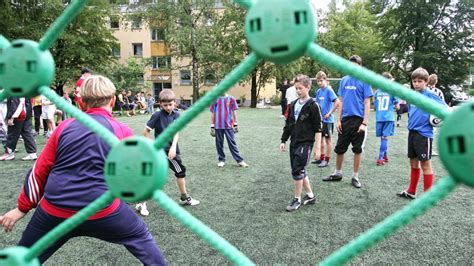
top-left (278, 78), bottom-right (290, 118)
top-left (74, 67), bottom-right (92, 111)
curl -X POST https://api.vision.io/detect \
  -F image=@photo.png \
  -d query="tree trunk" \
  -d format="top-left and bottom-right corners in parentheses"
top-left (191, 20), bottom-right (199, 104)
top-left (54, 83), bottom-right (64, 96)
top-left (250, 70), bottom-right (257, 108)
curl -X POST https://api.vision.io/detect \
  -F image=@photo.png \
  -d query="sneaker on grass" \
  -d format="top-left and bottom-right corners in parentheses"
top-left (397, 190), bottom-right (416, 200)
top-left (0, 152), bottom-right (14, 161)
top-left (351, 177), bottom-right (362, 188)
top-left (286, 198), bottom-right (301, 212)
top-left (135, 202), bottom-right (150, 216)
top-left (322, 172), bottom-right (343, 181)
top-left (22, 153), bottom-right (38, 161)
top-left (318, 160), bottom-right (329, 168)
top-left (180, 196), bottom-right (200, 206)
top-left (217, 161), bottom-right (225, 167)
top-left (302, 194), bottom-right (316, 205)
top-left (238, 161), bottom-right (249, 168)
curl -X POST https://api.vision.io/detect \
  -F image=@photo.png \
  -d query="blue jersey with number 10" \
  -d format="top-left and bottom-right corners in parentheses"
top-left (374, 89), bottom-right (399, 122)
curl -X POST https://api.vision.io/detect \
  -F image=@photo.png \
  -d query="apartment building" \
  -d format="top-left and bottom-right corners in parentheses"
top-left (110, 3), bottom-right (276, 105)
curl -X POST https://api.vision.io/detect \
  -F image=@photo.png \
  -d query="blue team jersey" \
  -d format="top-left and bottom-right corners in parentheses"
top-left (374, 89), bottom-right (399, 122)
top-left (338, 76), bottom-right (373, 119)
top-left (315, 86), bottom-right (338, 123)
top-left (408, 88), bottom-right (447, 138)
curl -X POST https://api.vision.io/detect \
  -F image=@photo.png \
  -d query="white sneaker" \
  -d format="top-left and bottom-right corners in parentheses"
top-left (180, 196), bottom-right (200, 206)
top-left (0, 152), bottom-right (15, 161)
top-left (217, 161), bottom-right (225, 167)
top-left (135, 202), bottom-right (149, 216)
top-left (22, 153), bottom-right (38, 161)
top-left (238, 161), bottom-right (249, 168)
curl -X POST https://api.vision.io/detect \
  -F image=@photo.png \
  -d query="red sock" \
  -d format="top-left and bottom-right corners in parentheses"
top-left (423, 174), bottom-right (434, 192)
top-left (320, 154), bottom-right (325, 160)
top-left (325, 156), bottom-right (330, 162)
top-left (407, 168), bottom-right (421, 195)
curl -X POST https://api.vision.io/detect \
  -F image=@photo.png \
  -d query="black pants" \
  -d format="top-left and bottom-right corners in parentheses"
top-left (5, 118), bottom-right (36, 153)
top-left (280, 99), bottom-right (287, 115)
top-left (33, 106), bottom-right (42, 133)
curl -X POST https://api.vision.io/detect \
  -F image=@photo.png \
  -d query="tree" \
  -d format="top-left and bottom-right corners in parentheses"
top-left (0, 1), bottom-right (117, 95)
top-left (102, 57), bottom-right (150, 93)
top-left (143, 0), bottom-right (221, 103)
top-left (375, 0), bottom-right (473, 90)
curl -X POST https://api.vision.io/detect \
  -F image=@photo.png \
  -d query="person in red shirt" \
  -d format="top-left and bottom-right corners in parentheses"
top-left (74, 67), bottom-right (91, 111)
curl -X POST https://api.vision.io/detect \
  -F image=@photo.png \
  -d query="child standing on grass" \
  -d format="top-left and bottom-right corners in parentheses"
top-left (397, 68), bottom-right (447, 199)
top-left (0, 75), bottom-right (166, 265)
top-left (209, 93), bottom-right (249, 168)
top-left (136, 89), bottom-right (199, 216)
top-left (312, 71), bottom-right (340, 168)
top-left (146, 93), bottom-right (155, 114)
top-left (373, 72), bottom-right (399, 166)
top-left (280, 74), bottom-right (323, 212)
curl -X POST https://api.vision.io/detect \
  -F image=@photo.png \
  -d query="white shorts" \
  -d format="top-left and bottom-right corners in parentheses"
top-left (42, 106), bottom-right (56, 120)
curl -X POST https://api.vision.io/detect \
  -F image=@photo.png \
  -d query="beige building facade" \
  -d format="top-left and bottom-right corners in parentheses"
top-left (111, 4), bottom-right (276, 105)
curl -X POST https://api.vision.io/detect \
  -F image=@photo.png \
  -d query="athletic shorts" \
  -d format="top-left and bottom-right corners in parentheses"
top-left (376, 121), bottom-right (395, 137)
top-left (397, 104), bottom-right (408, 115)
top-left (322, 123), bottom-right (334, 138)
top-left (168, 156), bottom-right (186, 178)
top-left (408, 130), bottom-right (432, 161)
top-left (41, 106), bottom-right (56, 120)
top-left (289, 143), bottom-right (312, 180)
top-left (334, 116), bottom-right (366, 154)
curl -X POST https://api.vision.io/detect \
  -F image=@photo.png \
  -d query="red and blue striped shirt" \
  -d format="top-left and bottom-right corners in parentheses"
top-left (210, 96), bottom-right (238, 129)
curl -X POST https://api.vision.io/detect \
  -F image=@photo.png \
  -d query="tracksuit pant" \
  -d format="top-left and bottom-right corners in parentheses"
top-left (215, 128), bottom-right (244, 163)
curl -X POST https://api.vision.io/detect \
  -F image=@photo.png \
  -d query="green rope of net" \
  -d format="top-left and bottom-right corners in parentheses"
top-left (0, 0), bottom-right (472, 265)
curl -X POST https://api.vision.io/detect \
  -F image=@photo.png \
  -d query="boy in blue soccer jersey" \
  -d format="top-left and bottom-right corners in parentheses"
top-left (324, 55), bottom-right (373, 189)
top-left (374, 72), bottom-right (400, 166)
top-left (136, 89), bottom-right (199, 216)
top-left (280, 74), bottom-right (322, 212)
top-left (397, 68), bottom-right (447, 199)
top-left (312, 71), bottom-right (340, 168)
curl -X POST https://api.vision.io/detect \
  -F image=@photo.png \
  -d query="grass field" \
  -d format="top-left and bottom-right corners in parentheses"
top-left (1, 107), bottom-right (472, 265)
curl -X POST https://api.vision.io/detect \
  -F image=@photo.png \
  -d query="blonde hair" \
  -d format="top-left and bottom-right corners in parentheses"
top-left (159, 89), bottom-right (176, 103)
top-left (411, 67), bottom-right (429, 81)
top-left (80, 75), bottom-right (116, 108)
top-left (295, 74), bottom-right (311, 88)
top-left (315, 71), bottom-right (327, 80)
top-left (428, 74), bottom-right (438, 86)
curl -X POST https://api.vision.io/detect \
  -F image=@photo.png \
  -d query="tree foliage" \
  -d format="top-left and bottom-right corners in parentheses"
top-left (102, 57), bottom-right (149, 94)
top-left (0, 0), bottom-right (117, 94)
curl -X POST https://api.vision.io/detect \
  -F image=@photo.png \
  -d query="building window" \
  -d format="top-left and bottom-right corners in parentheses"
top-left (204, 70), bottom-right (216, 85)
top-left (151, 28), bottom-right (165, 41)
top-left (132, 43), bottom-right (143, 57)
top-left (152, 56), bottom-right (171, 69)
top-left (131, 18), bottom-right (141, 29)
top-left (110, 17), bottom-right (120, 29)
top-left (180, 70), bottom-right (191, 85)
top-left (112, 45), bottom-right (120, 58)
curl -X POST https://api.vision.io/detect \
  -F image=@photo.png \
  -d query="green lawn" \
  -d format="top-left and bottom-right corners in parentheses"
top-left (0, 108), bottom-right (472, 265)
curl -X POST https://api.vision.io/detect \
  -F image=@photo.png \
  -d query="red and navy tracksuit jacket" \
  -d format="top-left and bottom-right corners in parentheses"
top-left (17, 108), bottom-right (132, 218)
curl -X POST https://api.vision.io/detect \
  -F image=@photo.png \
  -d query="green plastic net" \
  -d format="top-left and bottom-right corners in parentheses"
top-left (0, 0), bottom-right (472, 265)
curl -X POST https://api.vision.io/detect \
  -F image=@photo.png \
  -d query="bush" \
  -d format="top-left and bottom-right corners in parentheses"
top-left (270, 94), bottom-right (281, 105)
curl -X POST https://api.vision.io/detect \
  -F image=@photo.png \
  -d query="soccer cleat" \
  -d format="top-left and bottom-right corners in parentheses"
top-left (135, 202), bottom-right (150, 216)
top-left (318, 160), bottom-right (329, 168)
top-left (22, 153), bottom-right (38, 161)
top-left (180, 196), bottom-right (200, 206)
top-left (397, 190), bottom-right (416, 200)
top-left (376, 159), bottom-right (385, 166)
top-left (238, 161), bottom-right (249, 168)
top-left (383, 155), bottom-right (389, 163)
top-left (432, 151), bottom-right (438, 156)
top-left (311, 159), bottom-right (322, 164)
top-left (0, 152), bottom-right (15, 161)
top-left (351, 177), bottom-right (362, 188)
top-left (322, 173), bottom-right (343, 181)
top-left (286, 198), bottom-right (301, 212)
top-left (302, 194), bottom-right (316, 205)
top-left (217, 161), bottom-right (225, 167)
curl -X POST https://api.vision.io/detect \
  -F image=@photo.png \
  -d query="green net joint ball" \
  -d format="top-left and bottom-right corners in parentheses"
top-left (0, 39), bottom-right (55, 97)
top-left (105, 136), bottom-right (169, 202)
top-left (0, 35), bottom-right (10, 52)
top-left (244, 0), bottom-right (317, 64)
top-left (438, 101), bottom-right (474, 187)
top-left (0, 247), bottom-right (40, 266)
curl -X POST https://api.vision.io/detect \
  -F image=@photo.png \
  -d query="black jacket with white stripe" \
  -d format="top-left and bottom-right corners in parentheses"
top-left (281, 98), bottom-right (323, 147)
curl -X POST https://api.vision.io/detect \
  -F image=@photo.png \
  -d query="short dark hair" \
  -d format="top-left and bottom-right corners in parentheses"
top-left (349, 55), bottom-right (362, 65)
top-left (411, 68), bottom-right (429, 81)
top-left (81, 67), bottom-right (91, 74)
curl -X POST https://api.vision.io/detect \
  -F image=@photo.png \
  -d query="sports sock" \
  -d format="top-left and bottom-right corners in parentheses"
top-left (379, 138), bottom-right (388, 160)
top-left (352, 172), bottom-right (359, 179)
top-left (325, 156), bottom-right (330, 162)
top-left (423, 174), bottom-right (434, 192)
top-left (320, 154), bottom-right (325, 161)
top-left (307, 192), bottom-right (314, 198)
top-left (180, 193), bottom-right (189, 200)
top-left (407, 168), bottom-right (421, 195)
top-left (335, 169), bottom-right (342, 175)
top-left (295, 197), bottom-right (301, 202)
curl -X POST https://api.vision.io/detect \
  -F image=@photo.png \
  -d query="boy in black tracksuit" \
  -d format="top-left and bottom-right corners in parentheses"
top-left (280, 74), bottom-right (323, 212)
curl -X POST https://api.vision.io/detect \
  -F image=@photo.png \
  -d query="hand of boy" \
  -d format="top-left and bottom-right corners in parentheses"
top-left (210, 126), bottom-right (216, 137)
top-left (233, 123), bottom-right (239, 133)
top-left (168, 147), bottom-right (176, 160)
top-left (324, 113), bottom-right (331, 120)
top-left (279, 143), bottom-right (286, 152)
top-left (7, 119), bottom-right (14, 126)
top-left (357, 124), bottom-right (367, 133)
top-left (0, 208), bottom-right (26, 232)
top-left (337, 121), bottom-right (343, 134)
